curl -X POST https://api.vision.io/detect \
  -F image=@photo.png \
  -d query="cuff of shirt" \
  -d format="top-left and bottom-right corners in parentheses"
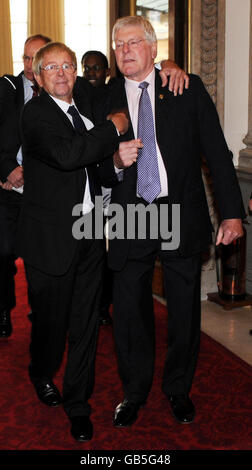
top-left (114, 166), bottom-right (124, 181)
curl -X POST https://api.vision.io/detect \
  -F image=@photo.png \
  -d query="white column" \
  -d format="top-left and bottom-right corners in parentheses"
top-left (224, 0), bottom-right (250, 166)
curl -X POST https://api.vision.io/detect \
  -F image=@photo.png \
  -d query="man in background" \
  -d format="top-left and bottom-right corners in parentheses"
top-left (0, 34), bottom-right (51, 338)
top-left (82, 50), bottom-right (114, 326)
top-left (81, 50), bottom-right (111, 90)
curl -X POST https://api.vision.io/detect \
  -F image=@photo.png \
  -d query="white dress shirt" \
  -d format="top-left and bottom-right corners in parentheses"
top-left (50, 96), bottom-right (94, 215)
top-left (124, 67), bottom-right (168, 198)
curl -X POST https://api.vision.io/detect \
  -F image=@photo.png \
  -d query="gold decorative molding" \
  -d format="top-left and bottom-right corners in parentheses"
top-left (200, 0), bottom-right (218, 104)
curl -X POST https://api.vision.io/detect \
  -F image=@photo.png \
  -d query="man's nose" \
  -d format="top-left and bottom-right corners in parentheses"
top-left (122, 42), bottom-right (130, 53)
top-left (57, 66), bottom-right (64, 75)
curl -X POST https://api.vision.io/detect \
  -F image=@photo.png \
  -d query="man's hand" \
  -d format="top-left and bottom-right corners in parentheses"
top-left (7, 166), bottom-right (24, 188)
top-left (113, 139), bottom-right (143, 169)
top-left (159, 60), bottom-right (189, 96)
top-left (0, 180), bottom-right (13, 190)
top-left (107, 110), bottom-right (129, 135)
top-left (216, 218), bottom-right (244, 246)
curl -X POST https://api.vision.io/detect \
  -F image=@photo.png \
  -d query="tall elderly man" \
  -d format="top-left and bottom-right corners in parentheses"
top-left (17, 41), bottom-right (128, 442)
top-left (0, 34), bottom-right (51, 337)
top-left (81, 51), bottom-right (189, 327)
top-left (99, 16), bottom-right (245, 428)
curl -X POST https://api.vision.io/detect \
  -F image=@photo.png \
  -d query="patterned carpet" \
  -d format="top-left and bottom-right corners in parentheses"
top-left (0, 258), bottom-right (251, 452)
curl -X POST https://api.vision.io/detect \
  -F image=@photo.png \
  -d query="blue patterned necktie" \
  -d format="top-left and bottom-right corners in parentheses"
top-left (137, 81), bottom-right (161, 203)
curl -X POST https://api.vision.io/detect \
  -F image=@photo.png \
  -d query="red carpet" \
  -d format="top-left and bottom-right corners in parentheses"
top-left (0, 258), bottom-right (251, 452)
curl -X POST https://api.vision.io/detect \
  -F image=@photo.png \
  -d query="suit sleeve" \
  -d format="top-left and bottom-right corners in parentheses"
top-left (21, 100), bottom-right (119, 171)
top-left (193, 74), bottom-right (246, 220)
top-left (0, 77), bottom-right (21, 181)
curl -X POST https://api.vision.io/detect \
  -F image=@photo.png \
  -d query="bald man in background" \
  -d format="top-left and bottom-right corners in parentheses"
top-left (0, 34), bottom-right (51, 338)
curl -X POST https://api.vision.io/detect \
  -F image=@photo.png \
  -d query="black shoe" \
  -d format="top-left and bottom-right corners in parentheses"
top-left (113, 399), bottom-right (142, 428)
top-left (99, 311), bottom-right (112, 326)
top-left (0, 310), bottom-right (12, 337)
top-left (168, 394), bottom-right (195, 424)
top-left (70, 416), bottom-right (93, 442)
top-left (31, 378), bottom-right (62, 407)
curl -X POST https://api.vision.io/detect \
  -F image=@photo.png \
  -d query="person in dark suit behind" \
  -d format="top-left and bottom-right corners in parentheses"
top-left (81, 50), bottom-right (111, 89)
top-left (98, 16), bottom-right (246, 429)
top-left (0, 34), bottom-right (51, 338)
top-left (81, 50), bottom-right (114, 326)
top-left (17, 41), bottom-right (128, 442)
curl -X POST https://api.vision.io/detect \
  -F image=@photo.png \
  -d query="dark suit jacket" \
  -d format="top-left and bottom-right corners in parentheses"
top-left (98, 70), bottom-right (246, 270)
top-left (0, 72), bottom-right (24, 183)
top-left (0, 73), bottom-right (96, 182)
top-left (17, 89), bottom-right (119, 276)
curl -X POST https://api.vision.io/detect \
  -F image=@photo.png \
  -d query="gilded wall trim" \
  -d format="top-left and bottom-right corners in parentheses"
top-left (190, 0), bottom-right (226, 296)
top-left (201, 0), bottom-right (218, 104)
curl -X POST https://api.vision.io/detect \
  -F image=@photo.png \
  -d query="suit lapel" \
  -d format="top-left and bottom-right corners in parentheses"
top-left (154, 69), bottom-right (178, 193)
top-left (155, 69), bottom-right (176, 149)
top-left (39, 90), bottom-right (87, 197)
top-left (39, 89), bottom-right (76, 133)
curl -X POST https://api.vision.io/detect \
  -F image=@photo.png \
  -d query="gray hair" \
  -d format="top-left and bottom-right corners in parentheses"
top-left (112, 16), bottom-right (157, 44)
top-left (32, 42), bottom-right (77, 76)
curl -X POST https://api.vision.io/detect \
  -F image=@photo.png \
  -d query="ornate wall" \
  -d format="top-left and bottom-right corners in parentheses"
top-left (191, 0), bottom-right (226, 298)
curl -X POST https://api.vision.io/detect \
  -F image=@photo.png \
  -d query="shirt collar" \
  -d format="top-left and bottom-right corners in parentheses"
top-left (22, 74), bottom-right (34, 88)
top-left (124, 67), bottom-right (155, 91)
top-left (50, 95), bottom-right (75, 114)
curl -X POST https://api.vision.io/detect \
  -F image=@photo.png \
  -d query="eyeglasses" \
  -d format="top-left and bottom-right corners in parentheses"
top-left (113, 38), bottom-right (146, 51)
top-left (40, 63), bottom-right (76, 74)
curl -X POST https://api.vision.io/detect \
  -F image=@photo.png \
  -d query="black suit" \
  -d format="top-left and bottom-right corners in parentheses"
top-left (0, 73), bottom-right (95, 315)
top-left (17, 89), bottom-right (119, 417)
top-left (0, 72), bottom-right (25, 314)
top-left (99, 71), bottom-right (246, 404)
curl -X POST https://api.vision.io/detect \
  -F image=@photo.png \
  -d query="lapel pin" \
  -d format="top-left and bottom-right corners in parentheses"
top-left (159, 94), bottom-right (164, 100)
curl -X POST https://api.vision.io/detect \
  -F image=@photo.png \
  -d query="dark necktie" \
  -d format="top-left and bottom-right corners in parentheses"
top-left (137, 81), bottom-right (161, 203)
top-left (67, 105), bottom-right (98, 201)
top-left (67, 105), bottom-right (87, 131)
top-left (31, 83), bottom-right (39, 97)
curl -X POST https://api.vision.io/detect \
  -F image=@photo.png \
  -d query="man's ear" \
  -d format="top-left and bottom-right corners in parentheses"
top-left (151, 42), bottom-right (158, 60)
top-left (34, 73), bottom-right (43, 88)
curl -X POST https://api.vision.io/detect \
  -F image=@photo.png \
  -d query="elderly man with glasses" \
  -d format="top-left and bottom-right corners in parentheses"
top-left (17, 41), bottom-right (129, 442)
top-left (98, 15), bottom-right (245, 430)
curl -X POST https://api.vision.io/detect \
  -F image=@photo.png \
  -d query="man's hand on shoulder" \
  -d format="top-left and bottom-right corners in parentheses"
top-left (216, 218), bottom-right (244, 246)
top-left (159, 59), bottom-right (189, 96)
top-left (7, 166), bottom-right (24, 188)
